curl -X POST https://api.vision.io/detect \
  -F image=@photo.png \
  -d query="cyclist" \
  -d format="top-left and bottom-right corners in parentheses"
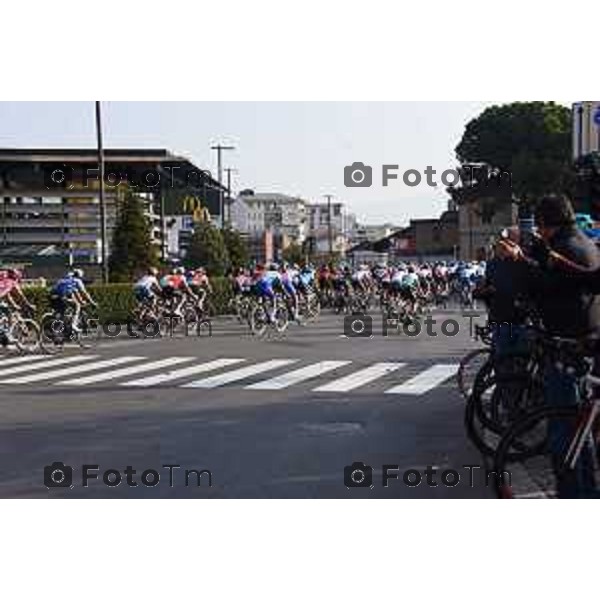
top-left (133, 267), bottom-right (162, 310)
top-left (50, 269), bottom-right (96, 332)
top-left (280, 263), bottom-right (300, 321)
top-left (296, 264), bottom-right (315, 293)
top-left (160, 266), bottom-right (196, 317)
top-left (253, 263), bottom-right (283, 323)
top-left (399, 266), bottom-right (420, 314)
top-left (351, 264), bottom-right (372, 294)
top-left (0, 269), bottom-right (36, 315)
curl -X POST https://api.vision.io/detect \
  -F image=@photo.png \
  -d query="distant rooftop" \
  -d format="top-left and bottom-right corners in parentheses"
top-left (0, 147), bottom-right (185, 163)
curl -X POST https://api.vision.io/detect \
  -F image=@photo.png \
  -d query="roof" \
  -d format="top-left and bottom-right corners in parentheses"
top-left (240, 192), bottom-right (307, 205)
top-left (0, 148), bottom-right (180, 163)
top-left (0, 244), bottom-right (61, 258)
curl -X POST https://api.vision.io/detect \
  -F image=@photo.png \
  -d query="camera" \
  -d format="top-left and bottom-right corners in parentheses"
top-left (44, 164), bottom-right (74, 190)
top-left (343, 313), bottom-right (373, 338)
top-left (344, 462), bottom-right (373, 488)
top-left (344, 162), bottom-right (372, 187)
top-left (44, 461), bottom-right (73, 488)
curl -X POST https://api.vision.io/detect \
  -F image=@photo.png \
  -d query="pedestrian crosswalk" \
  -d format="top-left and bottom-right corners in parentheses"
top-left (0, 353), bottom-right (458, 395)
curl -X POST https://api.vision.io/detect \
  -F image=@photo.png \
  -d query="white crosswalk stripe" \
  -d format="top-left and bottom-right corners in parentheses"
top-left (121, 358), bottom-right (246, 387)
top-left (182, 359), bottom-right (298, 389)
top-left (59, 357), bottom-right (195, 386)
top-left (0, 356), bottom-right (143, 384)
top-left (0, 354), bottom-right (49, 368)
top-left (0, 355), bottom-right (98, 379)
top-left (313, 362), bottom-right (406, 392)
top-left (384, 364), bottom-right (458, 395)
top-left (247, 361), bottom-right (351, 390)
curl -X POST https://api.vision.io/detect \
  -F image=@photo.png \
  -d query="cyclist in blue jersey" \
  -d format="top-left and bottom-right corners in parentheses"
top-left (280, 263), bottom-right (300, 321)
top-left (50, 269), bottom-right (96, 331)
top-left (253, 264), bottom-right (283, 323)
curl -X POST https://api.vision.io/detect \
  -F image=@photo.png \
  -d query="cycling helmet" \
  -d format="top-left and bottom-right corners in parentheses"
top-left (148, 267), bottom-right (158, 277)
top-left (72, 268), bottom-right (84, 279)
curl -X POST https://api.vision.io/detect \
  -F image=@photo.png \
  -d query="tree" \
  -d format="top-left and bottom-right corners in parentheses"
top-left (455, 101), bottom-right (574, 204)
top-left (222, 227), bottom-right (249, 269)
top-left (108, 189), bottom-right (157, 282)
top-left (282, 242), bottom-right (304, 265)
top-left (185, 221), bottom-right (229, 276)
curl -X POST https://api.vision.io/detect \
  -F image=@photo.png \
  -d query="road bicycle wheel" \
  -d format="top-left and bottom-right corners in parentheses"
top-left (457, 348), bottom-right (492, 399)
top-left (10, 318), bottom-right (41, 353)
top-left (40, 312), bottom-right (67, 354)
top-left (250, 304), bottom-right (268, 337)
top-left (75, 308), bottom-right (101, 350)
top-left (493, 405), bottom-right (600, 499)
top-left (195, 318), bottom-right (213, 338)
top-left (465, 360), bottom-right (544, 458)
top-left (273, 302), bottom-right (289, 334)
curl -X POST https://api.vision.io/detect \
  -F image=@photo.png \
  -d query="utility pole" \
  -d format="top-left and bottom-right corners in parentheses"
top-left (210, 144), bottom-right (235, 228)
top-left (323, 194), bottom-right (334, 257)
top-left (95, 101), bottom-right (108, 283)
top-left (224, 167), bottom-right (237, 226)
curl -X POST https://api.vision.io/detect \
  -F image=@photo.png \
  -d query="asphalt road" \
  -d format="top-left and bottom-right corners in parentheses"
top-left (0, 307), bottom-right (493, 498)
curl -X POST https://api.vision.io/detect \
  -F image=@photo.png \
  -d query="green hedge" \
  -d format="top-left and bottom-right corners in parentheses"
top-left (24, 277), bottom-right (234, 322)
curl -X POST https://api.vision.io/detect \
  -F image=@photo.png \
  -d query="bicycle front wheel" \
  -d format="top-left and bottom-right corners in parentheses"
top-left (457, 348), bottom-right (491, 399)
top-left (493, 405), bottom-right (599, 499)
top-left (10, 318), bottom-right (41, 353)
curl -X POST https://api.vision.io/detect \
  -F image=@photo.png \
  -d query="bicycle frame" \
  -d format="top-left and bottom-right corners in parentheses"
top-left (563, 373), bottom-right (600, 471)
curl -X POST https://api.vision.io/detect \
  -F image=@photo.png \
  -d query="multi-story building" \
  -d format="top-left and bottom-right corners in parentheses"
top-left (0, 148), bottom-right (223, 265)
top-left (307, 201), bottom-right (356, 255)
top-left (573, 101), bottom-right (600, 160)
top-left (351, 223), bottom-right (400, 246)
top-left (230, 190), bottom-right (309, 260)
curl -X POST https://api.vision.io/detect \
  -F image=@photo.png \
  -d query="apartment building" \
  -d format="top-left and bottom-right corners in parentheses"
top-left (230, 190), bottom-right (308, 243)
top-left (0, 148), bottom-right (223, 264)
top-left (307, 201), bottom-right (356, 254)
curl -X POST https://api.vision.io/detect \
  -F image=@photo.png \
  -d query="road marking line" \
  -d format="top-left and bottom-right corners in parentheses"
top-left (1, 356), bottom-right (143, 384)
top-left (247, 361), bottom-right (351, 390)
top-left (313, 362), bottom-right (406, 392)
top-left (58, 357), bottom-right (195, 386)
top-left (384, 364), bottom-right (458, 395)
top-left (182, 359), bottom-right (297, 389)
top-left (122, 358), bottom-right (246, 387)
top-left (0, 355), bottom-right (98, 379)
top-left (0, 354), bottom-right (48, 368)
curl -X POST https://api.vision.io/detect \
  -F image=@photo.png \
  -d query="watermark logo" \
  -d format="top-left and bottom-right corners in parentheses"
top-left (43, 163), bottom-right (213, 191)
top-left (44, 462), bottom-right (212, 489)
top-left (344, 462), bottom-right (511, 489)
top-left (343, 162), bottom-right (512, 190)
top-left (344, 162), bottom-right (373, 188)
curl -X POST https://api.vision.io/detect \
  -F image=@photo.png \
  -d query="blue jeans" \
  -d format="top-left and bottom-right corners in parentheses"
top-left (543, 361), bottom-right (598, 498)
top-left (492, 323), bottom-right (528, 360)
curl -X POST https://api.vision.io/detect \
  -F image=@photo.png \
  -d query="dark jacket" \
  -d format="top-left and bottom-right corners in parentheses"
top-left (481, 257), bottom-right (532, 324)
top-left (530, 227), bottom-right (600, 336)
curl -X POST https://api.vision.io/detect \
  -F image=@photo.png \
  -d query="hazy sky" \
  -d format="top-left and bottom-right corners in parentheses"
top-left (0, 101), bottom-right (497, 224)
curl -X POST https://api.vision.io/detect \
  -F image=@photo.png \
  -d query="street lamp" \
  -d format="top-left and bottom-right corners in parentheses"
top-left (223, 167), bottom-right (238, 226)
top-left (210, 144), bottom-right (235, 228)
top-left (95, 101), bottom-right (108, 283)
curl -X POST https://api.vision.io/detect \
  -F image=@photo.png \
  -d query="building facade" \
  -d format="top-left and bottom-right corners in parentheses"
top-left (231, 190), bottom-right (308, 244)
top-left (0, 148), bottom-right (223, 265)
top-left (307, 201), bottom-right (356, 255)
top-left (573, 101), bottom-right (600, 160)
